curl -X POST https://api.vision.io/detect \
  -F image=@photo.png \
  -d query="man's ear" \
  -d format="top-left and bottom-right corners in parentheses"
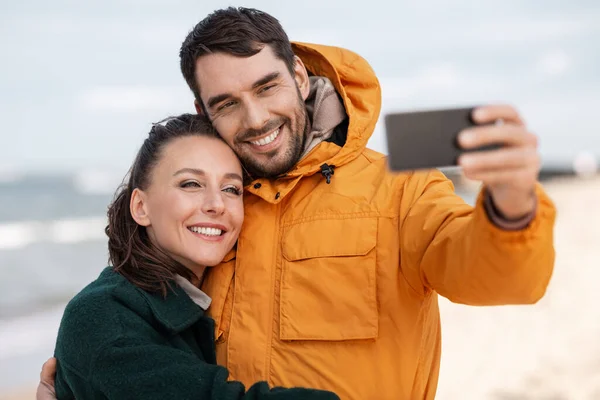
top-left (130, 188), bottom-right (151, 227)
top-left (194, 99), bottom-right (204, 116)
top-left (293, 55), bottom-right (311, 101)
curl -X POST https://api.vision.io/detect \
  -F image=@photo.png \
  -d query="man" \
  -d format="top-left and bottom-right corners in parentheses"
top-left (40, 7), bottom-right (555, 400)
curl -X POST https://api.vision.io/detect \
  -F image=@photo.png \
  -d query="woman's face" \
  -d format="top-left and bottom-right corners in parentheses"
top-left (131, 135), bottom-right (244, 277)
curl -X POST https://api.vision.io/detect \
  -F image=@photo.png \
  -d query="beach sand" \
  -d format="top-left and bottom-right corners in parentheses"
top-left (437, 175), bottom-right (600, 399)
top-left (0, 389), bottom-right (37, 400)
top-left (2, 175), bottom-right (598, 400)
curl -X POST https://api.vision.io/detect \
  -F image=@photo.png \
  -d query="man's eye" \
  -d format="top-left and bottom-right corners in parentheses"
top-left (259, 84), bottom-right (276, 93)
top-left (218, 101), bottom-right (236, 111)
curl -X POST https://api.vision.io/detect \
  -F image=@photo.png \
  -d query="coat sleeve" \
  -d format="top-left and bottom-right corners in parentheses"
top-left (77, 337), bottom-right (339, 400)
top-left (398, 169), bottom-right (556, 305)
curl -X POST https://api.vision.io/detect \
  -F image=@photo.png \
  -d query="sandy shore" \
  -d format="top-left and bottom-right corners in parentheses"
top-left (0, 389), bottom-right (36, 400)
top-left (437, 175), bottom-right (600, 399)
top-left (3, 175), bottom-right (599, 400)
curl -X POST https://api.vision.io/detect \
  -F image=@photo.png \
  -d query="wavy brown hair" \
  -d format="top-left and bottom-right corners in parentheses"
top-left (106, 113), bottom-right (220, 296)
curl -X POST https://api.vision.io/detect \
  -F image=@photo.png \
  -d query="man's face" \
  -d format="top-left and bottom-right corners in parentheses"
top-left (194, 46), bottom-right (310, 179)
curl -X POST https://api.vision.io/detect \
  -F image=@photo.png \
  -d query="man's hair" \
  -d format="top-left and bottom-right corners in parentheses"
top-left (179, 7), bottom-right (295, 104)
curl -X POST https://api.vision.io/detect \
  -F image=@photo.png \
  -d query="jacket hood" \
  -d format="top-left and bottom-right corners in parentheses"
top-left (247, 42), bottom-right (381, 203)
top-left (291, 41), bottom-right (381, 175)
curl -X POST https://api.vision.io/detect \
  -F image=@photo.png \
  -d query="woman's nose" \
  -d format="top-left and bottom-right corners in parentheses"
top-left (201, 189), bottom-right (225, 215)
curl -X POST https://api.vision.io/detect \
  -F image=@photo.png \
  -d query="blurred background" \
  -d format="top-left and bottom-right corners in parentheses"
top-left (1, 0), bottom-right (599, 399)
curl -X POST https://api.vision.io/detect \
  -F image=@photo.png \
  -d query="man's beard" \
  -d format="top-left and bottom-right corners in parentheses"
top-left (236, 94), bottom-right (309, 180)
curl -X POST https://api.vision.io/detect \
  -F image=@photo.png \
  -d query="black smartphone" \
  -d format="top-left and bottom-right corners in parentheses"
top-left (384, 106), bottom-right (501, 172)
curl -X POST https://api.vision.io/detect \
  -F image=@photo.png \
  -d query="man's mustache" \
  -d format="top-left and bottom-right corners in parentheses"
top-left (236, 118), bottom-right (287, 143)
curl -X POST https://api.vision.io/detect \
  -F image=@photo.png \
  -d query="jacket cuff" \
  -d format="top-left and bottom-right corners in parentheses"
top-left (483, 189), bottom-right (537, 231)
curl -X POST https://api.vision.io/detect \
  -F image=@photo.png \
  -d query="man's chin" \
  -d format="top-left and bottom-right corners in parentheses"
top-left (239, 137), bottom-right (304, 179)
top-left (248, 164), bottom-right (289, 179)
top-left (244, 155), bottom-right (296, 179)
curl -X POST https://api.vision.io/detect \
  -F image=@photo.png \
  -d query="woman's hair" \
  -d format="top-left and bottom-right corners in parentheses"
top-left (106, 113), bottom-right (220, 295)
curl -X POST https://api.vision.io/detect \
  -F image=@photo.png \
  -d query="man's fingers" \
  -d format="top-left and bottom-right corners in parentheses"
top-left (40, 357), bottom-right (57, 385)
top-left (471, 104), bottom-right (525, 125)
top-left (462, 167), bottom-right (538, 187)
top-left (458, 124), bottom-right (538, 149)
top-left (459, 147), bottom-right (541, 172)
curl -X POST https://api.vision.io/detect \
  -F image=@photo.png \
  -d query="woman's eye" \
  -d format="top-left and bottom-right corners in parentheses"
top-left (181, 181), bottom-right (201, 188)
top-left (223, 186), bottom-right (242, 195)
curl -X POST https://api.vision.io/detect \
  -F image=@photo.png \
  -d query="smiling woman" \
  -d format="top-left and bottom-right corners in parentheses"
top-left (125, 128), bottom-right (245, 288)
top-left (105, 114), bottom-right (242, 292)
top-left (43, 113), bottom-right (338, 400)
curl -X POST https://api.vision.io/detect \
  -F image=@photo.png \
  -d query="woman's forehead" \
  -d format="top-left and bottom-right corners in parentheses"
top-left (156, 136), bottom-right (242, 178)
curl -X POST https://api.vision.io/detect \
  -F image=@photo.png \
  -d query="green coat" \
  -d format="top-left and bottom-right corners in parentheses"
top-left (54, 267), bottom-right (339, 400)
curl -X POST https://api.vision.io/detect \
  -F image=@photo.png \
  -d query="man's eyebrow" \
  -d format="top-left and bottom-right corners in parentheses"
top-left (207, 93), bottom-right (232, 110)
top-left (206, 72), bottom-right (281, 110)
top-left (252, 72), bottom-right (281, 89)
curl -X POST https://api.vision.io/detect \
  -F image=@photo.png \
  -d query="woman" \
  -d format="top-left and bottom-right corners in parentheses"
top-left (46, 114), bottom-right (338, 399)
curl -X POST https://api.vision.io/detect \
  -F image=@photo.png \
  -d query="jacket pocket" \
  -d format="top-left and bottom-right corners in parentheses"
top-left (280, 217), bottom-right (378, 341)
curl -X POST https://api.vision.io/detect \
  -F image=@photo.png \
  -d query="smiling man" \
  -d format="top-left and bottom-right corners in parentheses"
top-left (175, 8), bottom-right (555, 399)
top-left (37, 6), bottom-right (556, 400)
top-left (175, 7), bottom-right (556, 400)
top-left (195, 46), bottom-right (310, 179)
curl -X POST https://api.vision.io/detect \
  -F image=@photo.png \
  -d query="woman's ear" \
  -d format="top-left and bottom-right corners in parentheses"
top-left (130, 188), bottom-right (151, 227)
top-left (292, 55), bottom-right (311, 101)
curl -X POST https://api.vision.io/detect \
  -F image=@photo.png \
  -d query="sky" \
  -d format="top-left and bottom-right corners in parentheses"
top-left (1, 0), bottom-right (599, 176)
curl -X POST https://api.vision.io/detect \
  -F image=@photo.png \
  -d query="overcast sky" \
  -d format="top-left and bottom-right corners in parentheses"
top-left (1, 0), bottom-right (599, 175)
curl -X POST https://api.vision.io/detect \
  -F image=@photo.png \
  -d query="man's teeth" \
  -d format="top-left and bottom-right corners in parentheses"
top-left (189, 227), bottom-right (222, 236)
top-left (251, 129), bottom-right (280, 146)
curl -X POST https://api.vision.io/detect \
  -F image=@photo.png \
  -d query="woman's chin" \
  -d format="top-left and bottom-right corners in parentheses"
top-left (194, 254), bottom-right (226, 268)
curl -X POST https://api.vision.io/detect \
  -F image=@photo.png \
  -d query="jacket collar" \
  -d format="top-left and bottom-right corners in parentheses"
top-left (136, 279), bottom-right (206, 334)
top-left (290, 42), bottom-right (381, 175)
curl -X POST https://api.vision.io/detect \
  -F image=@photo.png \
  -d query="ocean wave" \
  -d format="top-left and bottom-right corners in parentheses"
top-left (0, 216), bottom-right (107, 251)
top-left (0, 168), bottom-right (25, 184)
top-left (0, 305), bottom-right (64, 360)
top-left (72, 168), bottom-right (126, 196)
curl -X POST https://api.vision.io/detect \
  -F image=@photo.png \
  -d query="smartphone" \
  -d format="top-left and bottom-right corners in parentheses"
top-left (384, 106), bottom-right (501, 172)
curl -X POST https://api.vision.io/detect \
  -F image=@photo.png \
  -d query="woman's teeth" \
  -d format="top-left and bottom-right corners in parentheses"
top-left (189, 227), bottom-right (222, 236)
top-left (251, 129), bottom-right (280, 146)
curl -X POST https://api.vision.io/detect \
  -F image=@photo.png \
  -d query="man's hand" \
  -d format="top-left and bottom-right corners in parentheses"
top-left (36, 357), bottom-right (57, 400)
top-left (458, 104), bottom-right (540, 219)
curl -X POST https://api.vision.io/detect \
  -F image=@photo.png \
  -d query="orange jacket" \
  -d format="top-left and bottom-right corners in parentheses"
top-left (202, 42), bottom-right (556, 400)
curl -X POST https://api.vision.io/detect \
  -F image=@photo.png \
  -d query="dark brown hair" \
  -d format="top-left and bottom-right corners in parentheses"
top-left (179, 7), bottom-right (295, 105)
top-left (106, 113), bottom-right (220, 295)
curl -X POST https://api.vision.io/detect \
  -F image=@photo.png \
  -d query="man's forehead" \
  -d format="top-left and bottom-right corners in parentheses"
top-left (194, 46), bottom-right (289, 99)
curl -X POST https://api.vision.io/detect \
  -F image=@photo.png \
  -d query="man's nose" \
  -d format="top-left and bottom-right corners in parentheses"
top-left (243, 99), bottom-right (270, 131)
